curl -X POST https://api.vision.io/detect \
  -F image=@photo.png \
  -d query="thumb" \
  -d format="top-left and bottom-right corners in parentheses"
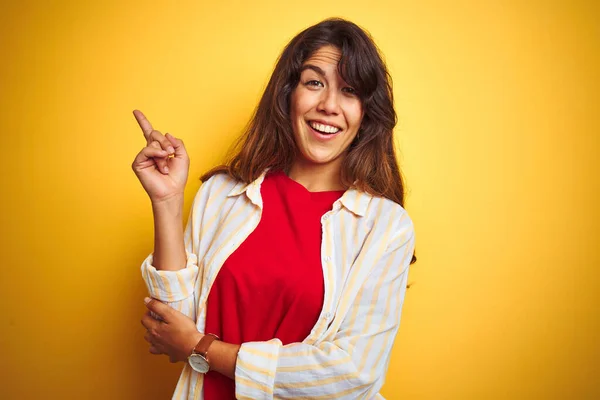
top-left (165, 133), bottom-right (187, 158)
top-left (145, 297), bottom-right (172, 322)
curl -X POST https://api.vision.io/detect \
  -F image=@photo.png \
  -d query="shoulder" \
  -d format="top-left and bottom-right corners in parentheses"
top-left (365, 195), bottom-right (415, 240)
top-left (192, 172), bottom-right (241, 205)
top-left (365, 195), bottom-right (412, 225)
top-left (201, 171), bottom-right (239, 191)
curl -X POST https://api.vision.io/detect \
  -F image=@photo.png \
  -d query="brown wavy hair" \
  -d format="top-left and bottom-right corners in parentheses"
top-left (202, 18), bottom-right (416, 265)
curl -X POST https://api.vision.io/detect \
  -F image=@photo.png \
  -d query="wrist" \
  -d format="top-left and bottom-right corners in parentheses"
top-left (151, 193), bottom-right (184, 215)
top-left (188, 331), bottom-right (204, 357)
top-left (188, 333), bottom-right (221, 373)
top-left (151, 192), bottom-right (184, 206)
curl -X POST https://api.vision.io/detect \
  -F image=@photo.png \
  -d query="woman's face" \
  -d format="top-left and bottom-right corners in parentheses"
top-left (290, 45), bottom-right (363, 171)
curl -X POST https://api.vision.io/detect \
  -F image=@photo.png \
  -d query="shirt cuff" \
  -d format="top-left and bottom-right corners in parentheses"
top-left (235, 339), bottom-right (282, 399)
top-left (140, 251), bottom-right (199, 302)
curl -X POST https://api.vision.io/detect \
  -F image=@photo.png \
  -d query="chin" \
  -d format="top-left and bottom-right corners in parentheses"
top-left (299, 148), bottom-right (341, 166)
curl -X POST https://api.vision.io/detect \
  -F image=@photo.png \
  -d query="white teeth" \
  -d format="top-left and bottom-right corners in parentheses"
top-left (309, 121), bottom-right (340, 134)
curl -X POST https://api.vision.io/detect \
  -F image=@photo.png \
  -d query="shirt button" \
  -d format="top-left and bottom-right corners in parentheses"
top-left (324, 256), bottom-right (331, 262)
top-left (325, 312), bottom-right (331, 319)
top-left (322, 215), bottom-right (329, 221)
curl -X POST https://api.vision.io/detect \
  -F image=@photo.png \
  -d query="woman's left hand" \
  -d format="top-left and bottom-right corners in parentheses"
top-left (141, 297), bottom-right (203, 363)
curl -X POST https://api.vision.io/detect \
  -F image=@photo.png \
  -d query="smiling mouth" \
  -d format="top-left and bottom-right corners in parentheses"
top-left (308, 120), bottom-right (342, 135)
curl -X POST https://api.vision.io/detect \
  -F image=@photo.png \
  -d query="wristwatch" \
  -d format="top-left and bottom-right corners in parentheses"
top-left (188, 333), bottom-right (220, 373)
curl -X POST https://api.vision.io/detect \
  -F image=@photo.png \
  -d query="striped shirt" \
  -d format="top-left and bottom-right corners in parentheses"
top-left (141, 170), bottom-right (416, 399)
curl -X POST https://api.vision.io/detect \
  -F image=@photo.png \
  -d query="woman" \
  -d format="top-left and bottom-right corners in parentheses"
top-left (132, 18), bottom-right (417, 399)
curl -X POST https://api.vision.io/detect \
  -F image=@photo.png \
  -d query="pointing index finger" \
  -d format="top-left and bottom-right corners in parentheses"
top-left (133, 109), bottom-right (153, 139)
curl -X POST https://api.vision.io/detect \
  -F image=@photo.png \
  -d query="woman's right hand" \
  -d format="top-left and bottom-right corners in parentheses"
top-left (131, 109), bottom-right (190, 204)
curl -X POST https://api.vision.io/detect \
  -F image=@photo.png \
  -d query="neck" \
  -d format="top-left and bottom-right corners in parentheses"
top-left (287, 157), bottom-right (346, 192)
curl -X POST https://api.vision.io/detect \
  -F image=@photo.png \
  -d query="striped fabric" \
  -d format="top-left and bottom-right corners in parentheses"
top-left (141, 170), bottom-right (416, 399)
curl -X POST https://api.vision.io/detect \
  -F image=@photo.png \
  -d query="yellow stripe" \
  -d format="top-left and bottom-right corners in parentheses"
top-left (353, 211), bottom-right (361, 251)
top-left (363, 384), bottom-right (381, 400)
top-left (172, 364), bottom-right (191, 399)
top-left (205, 197), bottom-right (252, 265)
top-left (329, 201), bottom-right (388, 381)
top-left (369, 228), bottom-right (414, 380)
top-left (176, 272), bottom-right (189, 299)
top-left (191, 369), bottom-right (203, 400)
top-left (353, 190), bottom-right (363, 214)
top-left (279, 342), bottom-right (338, 359)
top-left (315, 213), bottom-right (335, 336)
top-left (237, 376), bottom-right (273, 394)
top-left (276, 372), bottom-right (359, 389)
top-left (354, 206), bottom-right (400, 358)
top-left (241, 345), bottom-right (278, 360)
top-left (146, 267), bottom-right (161, 299)
top-left (200, 176), bottom-right (239, 239)
top-left (277, 355), bottom-right (351, 373)
top-left (297, 382), bottom-right (372, 399)
top-left (316, 211), bottom-right (353, 344)
top-left (338, 200), bottom-right (385, 335)
top-left (236, 357), bottom-right (275, 378)
top-left (203, 202), bottom-right (257, 285)
top-left (357, 220), bottom-right (399, 372)
top-left (339, 210), bottom-right (349, 278)
top-left (160, 272), bottom-right (174, 302)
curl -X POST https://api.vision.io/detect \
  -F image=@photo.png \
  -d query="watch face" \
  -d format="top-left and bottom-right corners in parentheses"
top-left (189, 354), bottom-right (209, 373)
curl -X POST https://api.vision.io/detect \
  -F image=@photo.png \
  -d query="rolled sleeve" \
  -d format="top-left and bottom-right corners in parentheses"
top-left (235, 339), bottom-right (282, 399)
top-left (140, 250), bottom-right (199, 303)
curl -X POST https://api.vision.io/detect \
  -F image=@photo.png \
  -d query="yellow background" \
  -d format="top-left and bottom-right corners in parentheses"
top-left (1, 0), bottom-right (598, 398)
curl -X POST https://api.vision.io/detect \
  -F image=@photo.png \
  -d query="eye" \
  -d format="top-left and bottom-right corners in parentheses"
top-left (305, 80), bottom-right (324, 88)
top-left (342, 86), bottom-right (358, 95)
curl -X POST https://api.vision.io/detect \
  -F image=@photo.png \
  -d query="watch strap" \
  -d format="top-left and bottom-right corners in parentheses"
top-left (193, 333), bottom-right (220, 360)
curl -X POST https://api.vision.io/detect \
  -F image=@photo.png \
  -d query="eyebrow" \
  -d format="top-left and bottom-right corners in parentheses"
top-left (300, 64), bottom-right (326, 77)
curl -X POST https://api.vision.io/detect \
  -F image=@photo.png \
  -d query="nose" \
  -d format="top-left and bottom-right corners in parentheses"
top-left (317, 88), bottom-right (341, 115)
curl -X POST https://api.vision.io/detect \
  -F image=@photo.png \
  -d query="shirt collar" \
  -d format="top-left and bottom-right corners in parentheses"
top-left (338, 188), bottom-right (371, 217)
top-left (227, 169), bottom-right (372, 216)
top-left (226, 169), bottom-right (269, 207)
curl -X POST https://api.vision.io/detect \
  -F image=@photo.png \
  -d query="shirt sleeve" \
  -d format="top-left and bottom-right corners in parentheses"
top-left (139, 175), bottom-right (221, 319)
top-left (141, 250), bottom-right (199, 303)
top-left (234, 213), bottom-right (416, 399)
top-left (140, 250), bottom-right (199, 319)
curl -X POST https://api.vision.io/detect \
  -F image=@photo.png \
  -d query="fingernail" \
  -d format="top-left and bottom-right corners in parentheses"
top-left (144, 297), bottom-right (151, 304)
top-left (164, 166), bottom-right (169, 173)
top-left (167, 147), bottom-right (175, 154)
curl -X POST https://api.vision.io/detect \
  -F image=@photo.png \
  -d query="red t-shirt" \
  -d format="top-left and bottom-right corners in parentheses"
top-left (203, 170), bottom-right (345, 399)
